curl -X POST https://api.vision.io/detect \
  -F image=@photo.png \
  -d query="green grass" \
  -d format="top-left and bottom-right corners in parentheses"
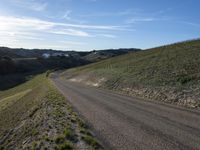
top-left (57, 141), bottom-right (74, 150)
top-left (0, 75), bottom-right (44, 99)
top-left (31, 141), bottom-right (38, 150)
top-left (31, 128), bottom-right (39, 136)
top-left (0, 89), bottom-right (31, 110)
top-left (0, 74), bottom-right (47, 136)
top-left (67, 39), bottom-right (200, 88)
top-left (63, 127), bottom-right (74, 140)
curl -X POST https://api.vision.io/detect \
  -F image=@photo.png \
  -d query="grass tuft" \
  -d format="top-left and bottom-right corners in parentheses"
top-left (82, 135), bottom-right (100, 149)
top-left (57, 141), bottom-right (74, 150)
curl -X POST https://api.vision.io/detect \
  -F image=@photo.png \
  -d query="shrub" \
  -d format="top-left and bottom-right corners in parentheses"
top-left (55, 135), bottom-right (65, 144)
top-left (58, 141), bottom-right (74, 150)
top-left (63, 128), bottom-right (74, 140)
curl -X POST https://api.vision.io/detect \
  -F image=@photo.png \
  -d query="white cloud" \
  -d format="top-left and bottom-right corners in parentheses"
top-left (126, 18), bottom-right (156, 24)
top-left (125, 16), bottom-right (170, 24)
top-left (61, 10), bottom-right (88, 24)
top-left (0, 16), bottom-right (54, 31)
top-left (60, 24), bottom-right (122, 30)
top-left (0, 14), bottom-right (127, 49)
top-left (62, 10), bottom-right (72, 20)
top-left (97, 34), bottom-right (116, 38)
top-left (0, 30), bottom-right (43, 40)
top-left (0, 15), bottom-right (125, 35)
top-left (49, 29), bottom-right (90, 37)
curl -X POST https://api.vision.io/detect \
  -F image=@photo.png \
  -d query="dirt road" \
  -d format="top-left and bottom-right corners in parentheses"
top-left (52, 74), bottom-right (200, 150)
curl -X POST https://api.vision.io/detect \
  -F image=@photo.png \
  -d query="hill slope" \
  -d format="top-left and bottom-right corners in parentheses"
top-left (63, 39), bottom-right (200, 108)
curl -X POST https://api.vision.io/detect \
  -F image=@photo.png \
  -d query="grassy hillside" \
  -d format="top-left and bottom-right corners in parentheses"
top-left (83, 48), bottom-right (140, 62)
top-left (63, 39), bottom-right (200, 108)
top-left (0, 73), bottom-right (102, 150)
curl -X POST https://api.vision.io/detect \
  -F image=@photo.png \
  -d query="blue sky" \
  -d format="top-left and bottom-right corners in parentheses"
top-left (0, 0), bottom-right (199, 51)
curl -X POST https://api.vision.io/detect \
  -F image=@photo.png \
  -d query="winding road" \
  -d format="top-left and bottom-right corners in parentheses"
top-left (52, 73), bottom-right (200, 150)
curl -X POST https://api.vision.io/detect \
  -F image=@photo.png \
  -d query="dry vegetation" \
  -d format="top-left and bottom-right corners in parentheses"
top-left (0, 73), bottom-right (102, 150)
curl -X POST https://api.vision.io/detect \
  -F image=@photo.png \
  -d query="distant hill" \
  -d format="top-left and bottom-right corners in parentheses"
top-left (0, 47), bottom-right (140, 60)
top-left (83, 48), bottom-right (140, 62)
top-left (0, 46), bottom-right (140, 75)
top-left (0, 47), bottom-right (83, 58)
top-left (63, 39), bottom-right (200, 108)
top-left (0, 46), bottom-right (140, 90)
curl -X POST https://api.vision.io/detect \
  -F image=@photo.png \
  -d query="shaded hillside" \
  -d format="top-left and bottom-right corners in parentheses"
top-left (63, 39), bottom-right (200, 108)
top-left (0, 56), bottom-right (88, 90)
top-left (0, 47), bottom-right (77, 58)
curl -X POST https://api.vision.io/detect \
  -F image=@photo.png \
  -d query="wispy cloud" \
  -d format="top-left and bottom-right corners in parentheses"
top-left (49, 29), bottom-right (90, 37)
top-left (0, 14), bottom-right (127, 49)
top-left (62, 10), bottom-right (72, 20)
top-left (125, 16), bottom-right (170, 24)
top-left (0, 15), bottom-right (125, 37)
top-left (61, 10), bottom-right (89, 24)
top-left (122, 8), bottom-right (172, 24)
top-left (125, 17), bottom-right (156, 24)
top-left (0, 31), bottom-right (44, 40)
top-left (97, 34), bottom-right (116, 38)
top-left (0, 15), bottom-right (54, 31)
top-left (179, 21), bottom-right (200, 28)
top-left (12, 0), bottom-right (48, 11)
top-left (59, 23), bottom-right (124, 30)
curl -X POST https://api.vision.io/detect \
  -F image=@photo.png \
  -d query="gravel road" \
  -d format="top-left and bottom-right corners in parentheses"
top-left (52, 74), bottom-right (200, 150)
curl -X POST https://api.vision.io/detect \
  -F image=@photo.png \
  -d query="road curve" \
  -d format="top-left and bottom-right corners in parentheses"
top-left (51, 74), bottom-right (200, 150)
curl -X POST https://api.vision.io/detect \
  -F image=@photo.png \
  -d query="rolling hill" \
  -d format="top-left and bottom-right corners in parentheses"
top-left (0, 47), bottom-right (139, 90)
top-left (63, 39), bottom-right (200, 108)
top-left (0, 47), bottom-right (140, 60)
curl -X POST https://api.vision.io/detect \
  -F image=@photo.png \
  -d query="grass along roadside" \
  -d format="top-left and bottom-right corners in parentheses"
top-left (62, 39), bottom-right (200, 108)
top-left (0, 73), bottom-right (103, 150)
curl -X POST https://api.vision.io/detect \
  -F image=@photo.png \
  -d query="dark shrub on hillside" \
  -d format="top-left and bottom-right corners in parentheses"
top-left (0, 56), bottom-right (16, 75)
